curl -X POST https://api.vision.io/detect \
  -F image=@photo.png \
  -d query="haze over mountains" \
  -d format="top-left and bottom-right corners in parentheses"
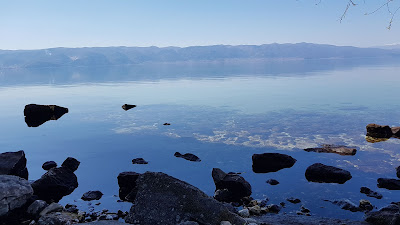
top-left (0, 43), bottom-right (399, 69)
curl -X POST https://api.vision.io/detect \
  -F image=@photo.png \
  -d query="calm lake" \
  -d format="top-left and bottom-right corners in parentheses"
top-left (1, 58), bottom-right (399, 221)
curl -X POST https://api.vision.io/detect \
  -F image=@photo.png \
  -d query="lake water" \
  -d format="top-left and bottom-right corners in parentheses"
top-left (0, 58), bottom-right (400, 221)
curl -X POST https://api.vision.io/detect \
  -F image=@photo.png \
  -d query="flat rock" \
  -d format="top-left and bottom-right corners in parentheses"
top-left (31, 167), bottom-right (78, 203)
top-left (61, 157), bottom-right (80, 172)
top-left (252, 153), bottom-right (296, 173)
top-left (82, 191), bottom-right (103, 201)
top-left (212, 168), bottom-right (252, 203)
top-left (122, 104), bottom-right (136, 111)
top-left (305, 163), bottom-right (352, 184)
top-left (360, 187), bottom-right (383, 199)
top-left (0, 175), bottom-right (33, 217)
top-left (325, 199), bottom-right (361, 212)
top-left (39, 202), bottom-right (64, 217)
top-left (304, 144), bottom-right (356, 156)
top-left (117, 171), bottom-right (140, 201)
top-left (366, 124), bottom-right (393, 138)
top-left (131, 158), bottom-right (148, 164)
top-left (174, 152), bottom-right (201, 162)
top-left (377, 178), bottom-right (400, 190)
top-left (24, 104), bottom-right (68, 127)
top-left (42, 161), bottom-right (57, 171)
top-left (0, 150), bottom-right (28, 179)
top-left (125, 171), bottom-right (246, 225)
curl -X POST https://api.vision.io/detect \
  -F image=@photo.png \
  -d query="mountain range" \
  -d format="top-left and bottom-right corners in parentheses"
top-left (1, 43), bottom-right (399, 69)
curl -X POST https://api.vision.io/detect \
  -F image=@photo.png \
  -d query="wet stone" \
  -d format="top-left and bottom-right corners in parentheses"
top-left (132, 158), bottom-right (148, 164)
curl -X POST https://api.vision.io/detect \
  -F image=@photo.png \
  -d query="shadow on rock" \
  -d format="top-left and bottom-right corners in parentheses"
top-left (24, 104), bottom-right (68, 127)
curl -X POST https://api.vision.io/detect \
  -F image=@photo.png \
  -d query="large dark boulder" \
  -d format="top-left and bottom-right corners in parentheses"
top-left (252, 153), bottom-right (296, 173)
top-left (377, 178), bottom-right (400, 190)
top-left (31, 167), bottom-right (78, 203)
top-left (305, 163), bottom-right (352, 184)
top-left (24, 104), bottom-right (68, 127)
top-left (0, 150), bottom-right (28, 179)
top-left (365, 203), bottom-right (400, 225)
top-left (174, 152), bottom-right (201, 162)
top-left (125, 172), bottom-right (246, 225)
top-left (0, 175), bottom-right (33, 217)
top-left (212, 168), bottom-right (251, 203)
top-left (304, 144), bottom-right (356, 156)
top-left (61, 157), bottom-right (80, 172)
top-left (117, 171), bottom-right (140, 201)
top-left (366, 124), bottom-right (393, 138)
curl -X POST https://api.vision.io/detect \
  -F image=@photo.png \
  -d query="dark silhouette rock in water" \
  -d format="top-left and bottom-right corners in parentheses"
top-left (117, 171), bottom-right (140, 202)
top-left (252, 153), bottom-right (296, 173)
top-left (360, 187), bottom-right (383, 199)
top-left (0, 150), bottom-right (28, 179)
top-left (132, 158), bottom-right (148, 164)
top-left (0, 175), bottom-right (33, 217)
top-left (305, 163), bottom-right (352, 184)
top-left (125, 171), bottom-right (245, 225)
top-left (365, 203), bottom-right (400, 225)
top-left (31, 157), bottom-right (80, 203)
top-left (81, 191), bottom-right (103, 201)
top-left (122, 104), bottom-right (136, 111)
top-left (304, 144), bottom-right (357, 156)
top-left (174, 152), bottom-right (201, 162)
top-left (42, 161), bottom-right (57, 171)
top-left (212, 168), bottom-right (251, 203)
top-left (377, 178), bottom-right (400, 190)
top-left (366, 124), bottom-right (393, 138)
top-left (163, 123), bottom-right (171, 125)
top-left (266, 179), bottom-right (279, 185)
top-left (397, 166), bottom-right (400, 179)
top-left (24, 104), bottom-right (68, 127)
top-left (61, 157), bottom-right (80, 172)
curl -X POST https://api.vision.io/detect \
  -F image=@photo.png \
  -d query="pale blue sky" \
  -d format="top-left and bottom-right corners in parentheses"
top-left (1, 0), bottom-right (399, 50)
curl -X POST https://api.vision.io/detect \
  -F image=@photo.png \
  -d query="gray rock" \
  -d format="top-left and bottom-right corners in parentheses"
top-left (365, 203), bottom-right (400, 225)
top-left (31, 167), bottom-right (78, 203)
top-left (392, 127), bottom-right (400, 137)
top-left (37, 212), bottom-right (77, 225)
top-left (0, 150), bottom-right (28, 179)
top-left (220, 221), bottom-right (232, 225)
top-left (39, 203), bottom-right (64, 216)
top-left (238, 208), bottom-right (250, 218)
top-left (267, 204), bottom-right (281, 213)
top-left (81, 191), bottom-right (103, 201)
top-left (366, 124), bottom-right (393, 138)
top-left (27, 200), bottom-right (48, 217)
top-left (212, 168), bottom-right (252, 203)
top-left (0, 175), bottom-right (33, 217)
top-left (61, 157), bottom-right (80, 172)
top-left (377, 178), bottom-right (400, 190)
top-left (125, 171), bottom-right (246, 225)
top-left (42, 161), bottom-right (57, 171)
top-left (304, 144), bottom-right (357, 156)
top-left (305, 163), bottom-right (352, 184)
top-left (252, 153), bottom-right (296, 173)
top-left (359, 199), bottom-right (373, 211)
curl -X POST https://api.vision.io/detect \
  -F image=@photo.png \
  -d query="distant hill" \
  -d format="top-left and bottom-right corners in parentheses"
top-left (373, 44), bottom-right (400, 50)
top-left (0, 43), bottom-right (399, 69)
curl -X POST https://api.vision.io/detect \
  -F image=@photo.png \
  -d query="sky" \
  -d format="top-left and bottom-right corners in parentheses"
top-left (0, 0), bottom-right (399, 50)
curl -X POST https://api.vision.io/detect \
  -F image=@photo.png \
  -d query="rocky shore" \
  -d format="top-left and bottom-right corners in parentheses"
top-left (1, 122), bottom-right (400, 224)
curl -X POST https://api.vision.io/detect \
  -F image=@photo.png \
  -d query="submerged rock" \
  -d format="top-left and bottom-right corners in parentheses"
top-left (366, 124), bottom-right (393, 138)
top-left (131, 158), bottom-right (148, 164)
top-left (304, 144), bottom-right (356, 156)
top-left (324, 199), bottom-right (361, 212)
top-left (305, 163), bottom-right (352, 184)
top-left (117, 171), bottom-right (140, 201)
top-left (286, 197), bottom-right (301, 204)
top-left (266, 179), bottom-right (279, 185)
top-left (163, 123), bottom-right (171, 126)
top-left (24, 104), bottom-right (68, 127)
top-left (0, 150), bottom-right (28, 179)
top-left (32, 165), bottom-right (79, 203)
top-left (212, 168), bottom-right (252, 203)
top-left (125, 171), bottom-right (246, 225)
top-left (82, 191), bottom-right (103, 201)
top-left (360, 187), bottom-right (383, 199)
top-left (42, 161), bottom-right (57, 171)
top-left (0, 175), bottom-right (33, 217)
top-left (377, 178), bottom-right (400, 190)
top-left (365, 203), bottom-right (400, 225)
top-left (122, 104), bottom-right (136, 111)
top-left (252, 153), bottom-right (296, 173)
top-left (174, 152), bottom-right (201, 162)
